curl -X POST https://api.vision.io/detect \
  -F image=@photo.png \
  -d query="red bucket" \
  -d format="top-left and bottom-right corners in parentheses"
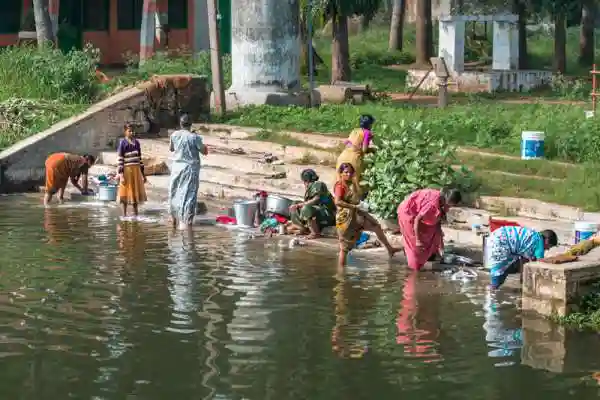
top-left (489, 218), bottom-right (520, 232)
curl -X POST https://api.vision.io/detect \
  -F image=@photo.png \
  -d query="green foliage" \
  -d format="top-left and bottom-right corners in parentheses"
top-left (362, 122), bottom-right (475, 219)
top-left (122, 49), bottom-right (233, 88)
top-left (0, 44), bottom-right (100, 104)
top-left (553, 282), bottom-right (600, 331)
top-left (0, 44), bottom-right (102, 151)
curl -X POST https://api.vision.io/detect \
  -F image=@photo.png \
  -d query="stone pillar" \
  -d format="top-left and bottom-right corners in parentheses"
top-left (438, 17), bottom-right (465, 73)
top-left (193, 0), bottom-right (210, 53)
top-left (226, 0), bottom-right (305, 106)
top-left (492, 19), bottom-right (519, 70)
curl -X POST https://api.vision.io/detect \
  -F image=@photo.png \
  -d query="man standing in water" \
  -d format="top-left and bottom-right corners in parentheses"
top-left (168, 114), bottom-right (208, 229)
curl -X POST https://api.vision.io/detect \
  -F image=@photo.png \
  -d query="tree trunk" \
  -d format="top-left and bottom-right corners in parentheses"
top-left (331, 14), bottom-right (351, 82)
top-left (553, 12), bottom-right (567, 73)
top-left (388, 0), bottom-right (406, 51)
top-left (579, 0), bottom-right (595, 67)
top-left (416, 0), bottom-right (433, 65)
top-left (513, 0), bottom-right (528, 69)
top-left (32, 0), bottom-right (54, 46)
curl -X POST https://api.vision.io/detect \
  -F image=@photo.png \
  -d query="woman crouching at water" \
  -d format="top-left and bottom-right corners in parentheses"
top-left (397, 187), bottom-right (462, 271)
top-left (486, 226), bottom-right (557, 289)
top-left (288, 169), bottom-right (336, 239)
top-left (44, 153), bottom-right (96, 205)
top-left (334, 163), bottom-right (400, 267)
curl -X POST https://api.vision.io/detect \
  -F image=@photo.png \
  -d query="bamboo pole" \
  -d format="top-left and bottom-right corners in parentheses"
top-left (207, 0), bottom-right (226, 115)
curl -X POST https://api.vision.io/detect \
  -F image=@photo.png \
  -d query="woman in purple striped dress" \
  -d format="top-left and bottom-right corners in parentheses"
top-left (117, 123), bottom-right (147, 216)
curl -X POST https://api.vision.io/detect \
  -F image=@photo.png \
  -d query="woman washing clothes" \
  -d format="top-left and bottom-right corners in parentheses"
top-left (335, 114), bottom-right (375, 197)
top-left (288, 169), bottom-right (336, 238)
top-left (397, 188), bottom-right (462, 271)
top-left (168, 114), bottom-right (208, 229)
top-left (43, 153), bottom-right (96, 205)
top-left (334, 163), bottom-right (400, 267)
top-left (486, 226), bottom-right (557, 289)
top-left (117, 123), bottom-right (147, 217)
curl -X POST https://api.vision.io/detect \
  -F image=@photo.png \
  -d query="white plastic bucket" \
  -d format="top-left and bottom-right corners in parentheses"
top-left (521, 131), bottom-right (545, 160)
top-left (574, 221), bottom-right (598, 243)
top-left (97, 185), bottom-right (117, 201)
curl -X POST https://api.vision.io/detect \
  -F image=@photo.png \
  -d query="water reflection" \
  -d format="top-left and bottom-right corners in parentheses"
top-left (4, 196), bottom-right (600, 398)
top-left (396, 272), bottom-right (442, 363)
top-left (331, 270), bottom-right (370, 359)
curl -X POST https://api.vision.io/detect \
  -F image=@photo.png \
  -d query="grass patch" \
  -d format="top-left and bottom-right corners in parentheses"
top-left (221, 103), bottom-right (600, 164)
top-left (456, 150), bottom-right (577, 180)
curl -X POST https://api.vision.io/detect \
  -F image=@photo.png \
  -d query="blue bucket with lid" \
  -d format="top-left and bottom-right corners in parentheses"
top-left (97, 184), bottom-right (117, 201)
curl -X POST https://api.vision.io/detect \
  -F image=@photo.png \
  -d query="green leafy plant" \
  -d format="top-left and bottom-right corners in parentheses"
top-left (362, 121), bottom-right (474, 219)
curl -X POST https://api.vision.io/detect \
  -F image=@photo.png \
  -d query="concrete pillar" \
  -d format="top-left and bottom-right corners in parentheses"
top-left (225, 0), bottom-right (303, 106)
top-left (438, 17), bottom-right (465, 73)
top-left (140, 0), bottom-right (157, 64)
top-left (193, 0), bottom-right (210, 53)
top-left (492, 20), bottom-right (518, 70)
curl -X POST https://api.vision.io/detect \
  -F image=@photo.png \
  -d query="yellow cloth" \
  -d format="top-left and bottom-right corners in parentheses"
top-left (336, 128), bottom-right (365, 179)
top-left (118, 165), bottom-right (147, 204)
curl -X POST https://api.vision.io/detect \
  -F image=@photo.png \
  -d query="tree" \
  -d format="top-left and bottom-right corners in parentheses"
top-left (513, 0), bottom-right (529, 69)
top-left (312, 0), bottom-right (382, 82)
top-left (32, 0), bottom-right (54, 46)
top-left (415, 0), bottom-right (433, 65)
top-left (553, 10), bottom-right (567, 73)
top-left (579, 0), bottom-right (595, 67)
top-left (388, 0), bottom-right (406, 51)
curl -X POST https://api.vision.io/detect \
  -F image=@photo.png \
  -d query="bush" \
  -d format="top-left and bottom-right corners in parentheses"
top-left (123, 48), bottom-right (232, 88)
top-left (363, 122), bottom-right (475, 219)
top-left (0, 44), bottom-right (101, 104)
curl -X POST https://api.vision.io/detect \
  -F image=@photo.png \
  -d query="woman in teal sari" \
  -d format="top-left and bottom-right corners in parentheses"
top-left (168, 114), bottom-right (208, 229)
top-left (288, 169), bottom-right (336, 238)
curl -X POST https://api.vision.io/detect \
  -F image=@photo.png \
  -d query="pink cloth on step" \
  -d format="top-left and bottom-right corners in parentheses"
top-left (397, 189), bottom-right (446, 270)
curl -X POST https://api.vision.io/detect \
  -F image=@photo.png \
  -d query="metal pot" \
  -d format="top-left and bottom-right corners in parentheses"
top-left (233, 200), bottom-right (258, 227)
top-left (265, 195), bottom-right (294, 217)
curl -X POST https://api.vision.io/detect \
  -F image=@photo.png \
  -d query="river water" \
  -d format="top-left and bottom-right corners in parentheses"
top-left (1, 194), bottom-right (600, 399)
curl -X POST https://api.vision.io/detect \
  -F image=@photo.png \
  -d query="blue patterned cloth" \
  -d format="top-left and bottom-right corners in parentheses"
top-left (486, 226), bottom-right (544, 278)
top-left (168, 129), bottom-right (204, 225)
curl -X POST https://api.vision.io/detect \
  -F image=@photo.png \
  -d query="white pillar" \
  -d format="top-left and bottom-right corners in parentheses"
top-left (438, 18), bottom-right (465, 73)
top-left (492, 21), bottom-right (517, 70)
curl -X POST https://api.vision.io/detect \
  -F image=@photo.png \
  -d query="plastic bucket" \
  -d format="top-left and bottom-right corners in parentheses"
top-left (521, 131), bottom-right (545, 160)
top-left (97, 185), bottom-right (117, 201)
top-left (574, 221), bottom-right (598, 243)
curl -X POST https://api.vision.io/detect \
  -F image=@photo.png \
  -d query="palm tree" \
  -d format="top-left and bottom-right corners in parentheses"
top-left (388, 0), bottom-right (406, 51)
top-left (32, 0), bottom-right (53, 46)
top-left (310, 0), bottom-right (383, 82)
top-left (415, 0), bottom-right (432, 65)
top-left (579, 0), bottom-right (595, 67)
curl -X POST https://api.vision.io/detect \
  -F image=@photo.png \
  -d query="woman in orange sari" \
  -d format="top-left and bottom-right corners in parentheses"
top-left (117, 123), bottom-right (147, 217)
top-left (44, 153), bottom-right (95, 205)
top-left (335, 114), bottom-right (375, 196)
top-left (334, 163), bottom-right (400, 267)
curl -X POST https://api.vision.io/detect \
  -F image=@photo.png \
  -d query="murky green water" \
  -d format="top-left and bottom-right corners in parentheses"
top-left (2, 195), bottom-right (600, 399)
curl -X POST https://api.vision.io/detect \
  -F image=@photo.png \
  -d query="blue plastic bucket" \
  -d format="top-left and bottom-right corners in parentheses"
top-left (521, 131), bottom-right (544, 160)
top-left (97, 184), bottom-right (117, 201)
top-left (574, 221), bottom-right (598, 243)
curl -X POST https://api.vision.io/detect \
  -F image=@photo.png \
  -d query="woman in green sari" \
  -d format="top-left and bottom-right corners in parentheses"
top-left (289, 169), bottom-right (336, 239)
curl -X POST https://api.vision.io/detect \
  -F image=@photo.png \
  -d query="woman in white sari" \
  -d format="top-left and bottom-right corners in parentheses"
top-left (168, 114), bottom-right (208, 229)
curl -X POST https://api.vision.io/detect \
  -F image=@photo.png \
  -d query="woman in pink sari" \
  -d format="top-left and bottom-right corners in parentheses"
top-left (397, 188), bottom-right (462, 270)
